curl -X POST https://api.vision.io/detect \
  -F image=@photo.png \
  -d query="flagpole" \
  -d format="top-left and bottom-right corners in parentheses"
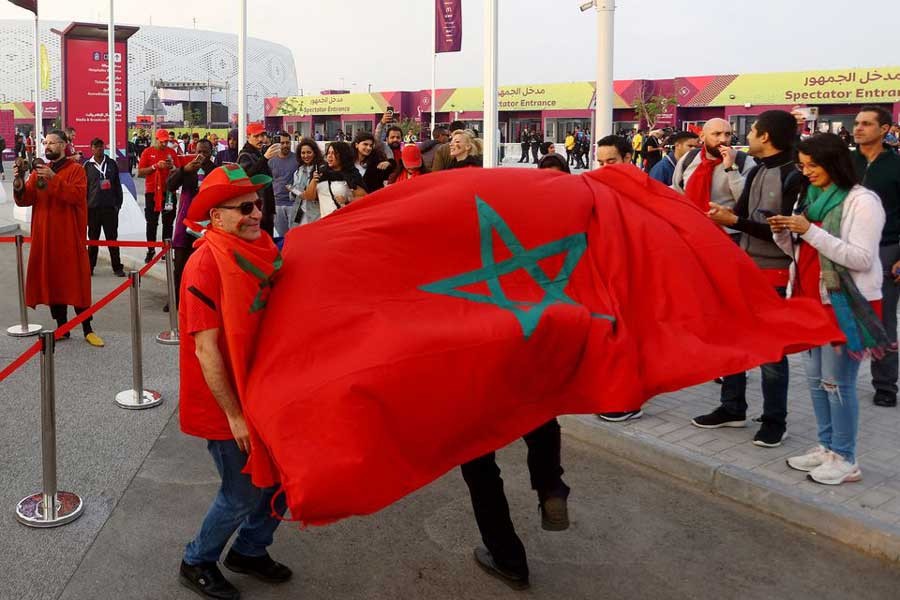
top-left (593, 0), bottom-right (615, 169)
top-left (108, 0), bottom-right (116, 156)
top-left (237, 0), bottom-right (247, 149)
top-left (482, 0), bottom-right (498, 168)
top-left (431, 1), bottom-right (436, 138)
top-left (33, 10), bottom-right (41, 145)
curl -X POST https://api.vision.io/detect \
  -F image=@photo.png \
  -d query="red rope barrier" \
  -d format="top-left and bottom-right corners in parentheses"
top-left (0, 237), bottom-right (166, 248)
top-left (0, 245), bottom-right (170, 384)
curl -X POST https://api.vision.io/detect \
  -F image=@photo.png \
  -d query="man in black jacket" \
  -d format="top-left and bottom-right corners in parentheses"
top-left (238, 123), bottom-right (278, 236)
top-left (853, 105), bottom-right (900, 407)
top-left (530, 130), bottom-right (542, 163)
top-left (693, 110), bottom-right (803, 447)
top-left (84, 138), bottom-right (125, 277)
top-left (518, 129), bottom-right (530, 163)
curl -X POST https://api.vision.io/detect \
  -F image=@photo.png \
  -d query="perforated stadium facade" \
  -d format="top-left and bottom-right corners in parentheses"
top-left (0, 19), bottom-right (298, 121)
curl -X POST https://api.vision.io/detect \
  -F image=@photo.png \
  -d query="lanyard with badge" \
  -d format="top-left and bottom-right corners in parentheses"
top-left (93, 157), bottom-right (112, 190)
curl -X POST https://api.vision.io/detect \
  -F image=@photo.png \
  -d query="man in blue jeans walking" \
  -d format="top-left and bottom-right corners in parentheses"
top-left (177, 164), bottom-right (291, 599)
top-left (691, 110), bottom-right (804, 447)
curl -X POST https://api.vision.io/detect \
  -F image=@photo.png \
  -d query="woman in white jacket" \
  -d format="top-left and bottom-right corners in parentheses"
top-left (768, 133), bottom-right (889, 486)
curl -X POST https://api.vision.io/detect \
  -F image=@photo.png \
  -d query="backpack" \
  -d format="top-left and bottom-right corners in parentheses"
top-left (675, 147), bottom-right (749, 191)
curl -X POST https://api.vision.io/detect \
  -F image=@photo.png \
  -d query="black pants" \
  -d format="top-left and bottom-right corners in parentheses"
top-left (87, 207), bottom-right (123, 272)
top-left (531, 144), bottom-right (540, 163)
top-left (518, 143), bottom-right (529, 163)
top-left (173, 245), bottom-right (196, 308)
top-left (460, 418), bottom-right (569, 578)
top-left (872, 244), bottom-right (900, 396)
top-left (145, 193), bottom-right (176, 244)
top-left (50, 304), bottom-right (92, 335)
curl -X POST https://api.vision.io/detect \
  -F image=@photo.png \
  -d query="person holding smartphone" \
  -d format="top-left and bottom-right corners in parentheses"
top-left (769, 133), bottom-right (889, 485)
top-left (692, 111), bottom-right (805, 448)
top-left (302, 142), bottom-right (366, 218)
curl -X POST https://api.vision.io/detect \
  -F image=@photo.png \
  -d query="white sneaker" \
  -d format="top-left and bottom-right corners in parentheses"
top-left (786, 445), bottom-right (830, 472)
top-left (808, 453), bottom-right (862, 485)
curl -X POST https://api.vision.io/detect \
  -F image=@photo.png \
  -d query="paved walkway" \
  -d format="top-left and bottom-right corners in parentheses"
top-left (566, 353), bottom-right (900, 545)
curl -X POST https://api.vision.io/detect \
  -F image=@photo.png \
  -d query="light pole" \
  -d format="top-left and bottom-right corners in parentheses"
top-left (580, 0), bottom-right (615, 169)
top-left (483, 0), bottom-right (499, 168)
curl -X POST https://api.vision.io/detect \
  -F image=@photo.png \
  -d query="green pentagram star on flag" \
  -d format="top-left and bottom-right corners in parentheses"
top-left (420, 197), bottom-right (615, 338)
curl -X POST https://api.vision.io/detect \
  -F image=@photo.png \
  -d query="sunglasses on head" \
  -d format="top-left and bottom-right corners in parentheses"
top-left (217, 198), bottom-right (262, 215)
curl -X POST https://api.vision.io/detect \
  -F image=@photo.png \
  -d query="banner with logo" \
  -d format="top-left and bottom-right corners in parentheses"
top-left (267, 93), bottom-right (389, 117)
top-left (8, 0), bottom-right (37, 14)
top-left (435, 0), bottom-right (462, 53)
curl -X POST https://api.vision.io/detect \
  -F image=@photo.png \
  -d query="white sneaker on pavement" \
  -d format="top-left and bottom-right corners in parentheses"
top-left (786, 445), bottom-right (831, 472)
top-left (807, 452), bottom-right (862, 485)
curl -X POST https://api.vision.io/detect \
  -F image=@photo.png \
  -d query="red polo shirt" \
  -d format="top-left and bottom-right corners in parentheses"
top-left (138, 145), bottom-right (179, 198)
top-left (178, 244), bottom-right (235, 440)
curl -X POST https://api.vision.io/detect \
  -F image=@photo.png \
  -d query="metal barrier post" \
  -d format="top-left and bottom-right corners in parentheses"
top-left (156, 241), bottom-right (179, 346)
top-left (15, 331), bottom-right (84, 527)
top-left (115, 271), bottom-right (163, 409)
top-left (7, 234), bottom-right (42, 337)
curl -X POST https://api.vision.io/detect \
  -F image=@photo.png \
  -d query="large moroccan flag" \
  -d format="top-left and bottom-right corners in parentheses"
top-left (244, 165), bottom-right (841, 525)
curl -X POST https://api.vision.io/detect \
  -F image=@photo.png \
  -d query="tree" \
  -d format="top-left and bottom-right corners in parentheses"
top-left (631, 90), bottom-right (677, 130)
top-left (399, 117), bottom-right (421, 140)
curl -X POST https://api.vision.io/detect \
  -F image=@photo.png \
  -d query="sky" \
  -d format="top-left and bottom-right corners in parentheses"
top-left (2, 0), bottom-right (899, 94)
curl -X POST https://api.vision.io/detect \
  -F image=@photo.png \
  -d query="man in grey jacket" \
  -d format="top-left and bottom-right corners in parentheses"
top-left (690, 111), bottom-right (804, 448)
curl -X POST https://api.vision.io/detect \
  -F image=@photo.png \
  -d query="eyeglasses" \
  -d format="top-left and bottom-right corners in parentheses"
top-left (217, 198), bottom-right (262, 216)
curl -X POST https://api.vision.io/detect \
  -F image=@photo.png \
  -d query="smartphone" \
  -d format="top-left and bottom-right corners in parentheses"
top-left (386, 105), bottom-right (395, 118)
top-left (755, 208), bottom-right (777, 219)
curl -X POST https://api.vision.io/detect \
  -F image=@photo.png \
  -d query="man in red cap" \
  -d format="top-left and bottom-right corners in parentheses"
top-left (237, 122), bottom-right (279, 236)
top-left (137, 129), bottom-right (179, 263)
top-left (178, 163), bottom-right (291, 599)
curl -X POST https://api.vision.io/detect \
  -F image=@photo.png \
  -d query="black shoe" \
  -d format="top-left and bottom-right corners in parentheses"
top-left (113, 269), bottom-right (126, 277)
top-left (597, 409), bottom-right (643, 422)
top-left (540, 495), bottom-right (569, 531)
top-left (144, 249), bottom-right (154, 264)
top-left (874, 391), bottom-right (897, 407)
top-left (752, 422), bottom-right (788, 448)
top-left (691, 406), bottom-right (746, 429)
top-left (472, 547), bottom-right (529, 591)
top-left (223, 549), bottom-right (292, 583)
top-left (163, 303), bottom-right (170, 313)
top-left (179, 561), bottom-right (240, 600)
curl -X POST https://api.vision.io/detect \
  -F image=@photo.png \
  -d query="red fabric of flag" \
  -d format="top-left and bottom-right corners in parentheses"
top-left (244, 165), bottom-right (842, 525)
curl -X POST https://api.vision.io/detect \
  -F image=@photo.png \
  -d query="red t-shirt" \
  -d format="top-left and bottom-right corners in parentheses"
top-left (178, 244), bottom-right (235, 440)
top-left (138, 145), bottom-right (179, 197)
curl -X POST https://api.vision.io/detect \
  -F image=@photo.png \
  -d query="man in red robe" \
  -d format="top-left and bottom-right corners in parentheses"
top-left (13, 130), bottom-right (103, 346)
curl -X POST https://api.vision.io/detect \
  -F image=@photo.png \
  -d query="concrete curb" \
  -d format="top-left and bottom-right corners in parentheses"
top-left (560, 414), bottom-right (900, 562)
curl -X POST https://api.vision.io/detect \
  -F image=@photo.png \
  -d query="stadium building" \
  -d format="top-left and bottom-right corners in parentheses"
top-left (0, 19), bottom-right (298, 132)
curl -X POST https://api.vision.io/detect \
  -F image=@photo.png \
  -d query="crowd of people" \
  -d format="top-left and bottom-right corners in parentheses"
top-left (6, 102), bottom-right (900, 597)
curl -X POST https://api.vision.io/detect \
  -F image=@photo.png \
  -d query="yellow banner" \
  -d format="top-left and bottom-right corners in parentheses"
top-left (438, 82), bottom-right (628, 112)
top-left (273, 94), bottom-right (387, 116)
top-left (709, 66), bottom-right (900, 106)
top-left (40, 44), bottom-right (50, 91)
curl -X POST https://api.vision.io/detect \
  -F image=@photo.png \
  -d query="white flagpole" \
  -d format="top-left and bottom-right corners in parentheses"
top-left (33, 11), bottom-right (41, 145)
top-left (593, 0), bottom-right (616, 169)
top-left (108, 0), bottom-right (116, 156)
top-left (431, 2), bottom-right (436, 138)
top-left (482, 0), bottom-right (498, 168)
top-left (238, 0), bottom-right (247, 149)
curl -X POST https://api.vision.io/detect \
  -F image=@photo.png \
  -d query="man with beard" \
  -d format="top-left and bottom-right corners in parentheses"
top-left (238, 122), bottom-right (279, 236)
top-left (383, 125), bottom-right (404, 167)
top-left (137, 129), bottom-right (179, 263)
top-left (13, 130), bottom-right (104, 347)
top-left (671, 118), bottom-right (754, 221)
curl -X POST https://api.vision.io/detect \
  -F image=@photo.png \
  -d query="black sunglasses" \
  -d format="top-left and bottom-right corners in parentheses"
top-left (217, 198), bottom-right (262, 215)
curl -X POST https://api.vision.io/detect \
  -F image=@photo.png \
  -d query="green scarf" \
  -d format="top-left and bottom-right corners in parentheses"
top-left (805, 184), bottom-right (849, 291)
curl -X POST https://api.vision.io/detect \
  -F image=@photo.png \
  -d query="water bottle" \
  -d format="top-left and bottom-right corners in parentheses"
top-left (197, 167), bottom-right (206, 185)
top-left (164, 190), bottom-right (176, 212)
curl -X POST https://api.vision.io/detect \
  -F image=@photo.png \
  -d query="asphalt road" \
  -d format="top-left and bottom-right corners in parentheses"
top-left (1, 232), bottom-right (899, 600)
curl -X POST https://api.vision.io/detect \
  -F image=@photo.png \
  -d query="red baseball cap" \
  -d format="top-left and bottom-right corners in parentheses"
top-left (186, 163), bottom-right (272, 222)
top-left (247, 122), bottom-right (266, 136)
top-left (401, 144), bottom-right (422, 168)
top-left (155, 129), bottom-right (169, 141)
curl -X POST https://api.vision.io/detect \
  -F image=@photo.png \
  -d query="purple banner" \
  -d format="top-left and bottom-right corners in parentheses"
top-left (435, 0), bottom-right (462, 54)
top-left (8, 0), bottom-right (37, 13)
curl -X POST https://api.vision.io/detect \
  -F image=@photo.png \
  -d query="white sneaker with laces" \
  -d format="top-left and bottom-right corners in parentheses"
top-left (808, 452), bottom-right (862, 485)
top-left (786, 445), bottom-right (830, 472)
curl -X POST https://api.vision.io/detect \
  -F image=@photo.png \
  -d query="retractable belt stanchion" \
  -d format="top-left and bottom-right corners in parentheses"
top-left (156, 241), bottom-right (179, 346)
top-left (15, 331), bottom-right (84, 527)
top-left (7, 234), bottom-right (42, 337)
top-left (115, 270), bottom-right (163, 409)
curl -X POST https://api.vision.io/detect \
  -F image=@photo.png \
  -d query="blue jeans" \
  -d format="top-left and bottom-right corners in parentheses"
top-left (184, 439), bottom-right (286, 565)
top-left (804, 344), bottom-right (861, 464)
